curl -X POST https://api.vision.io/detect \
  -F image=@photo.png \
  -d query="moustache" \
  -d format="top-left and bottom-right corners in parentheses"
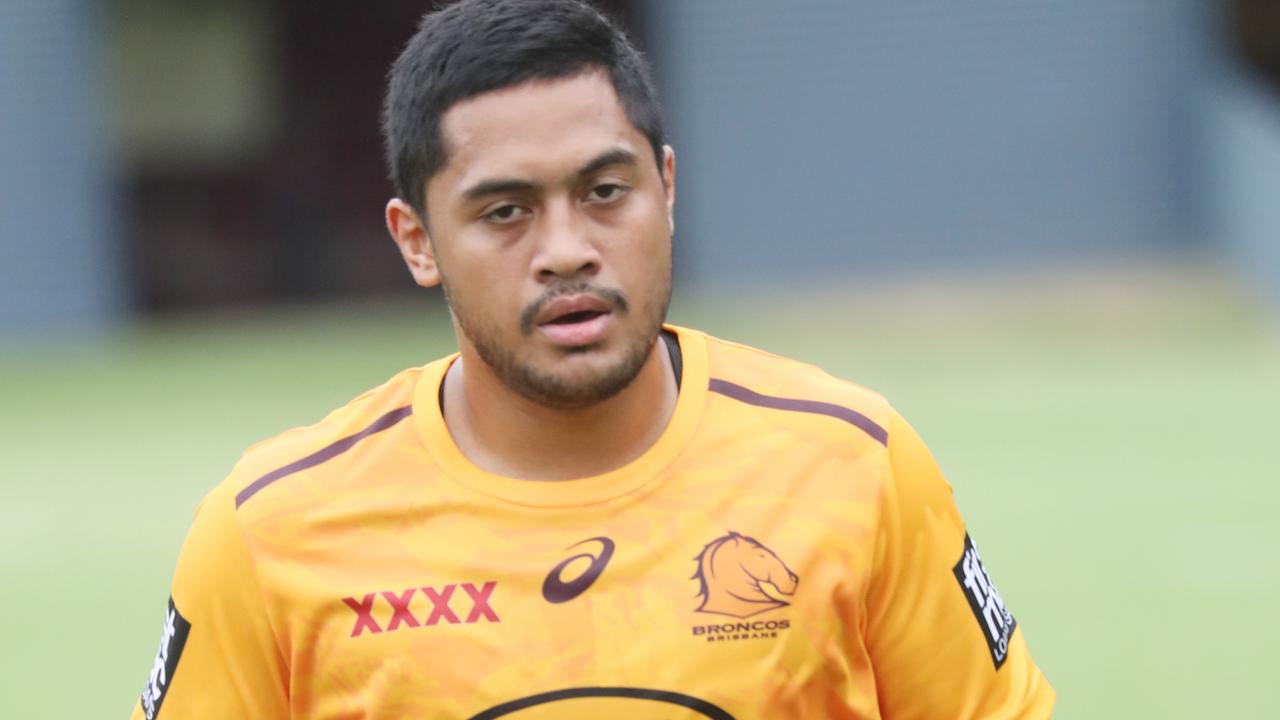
top-left (519, 283), bottom-right (629, 335)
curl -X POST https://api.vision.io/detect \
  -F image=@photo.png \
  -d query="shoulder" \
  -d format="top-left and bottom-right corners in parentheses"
top-left (695, 329), bottom-right (894, 451)
top-left (217, 363), bottom-right (435, 514)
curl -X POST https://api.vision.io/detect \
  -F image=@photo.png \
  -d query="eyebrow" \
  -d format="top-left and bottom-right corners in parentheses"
top-left (459, 147), bottom-right (640, 202)
top-left (578, 147), bottom-right (638, 177)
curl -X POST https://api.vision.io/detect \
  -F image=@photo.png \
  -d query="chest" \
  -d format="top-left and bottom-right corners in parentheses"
top-left (266, 462), bottom-right (884, 718)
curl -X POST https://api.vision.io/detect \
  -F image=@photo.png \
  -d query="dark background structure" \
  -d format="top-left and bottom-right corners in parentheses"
top-left (2, 0), bottom-right (1278, 327)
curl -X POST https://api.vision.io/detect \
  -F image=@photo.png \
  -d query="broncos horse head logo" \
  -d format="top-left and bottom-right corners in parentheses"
top-left (692, 531), bottom-right (799, 618)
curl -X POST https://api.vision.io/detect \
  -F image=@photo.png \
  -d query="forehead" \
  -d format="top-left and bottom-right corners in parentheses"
top-left (433, 70), bottom-right (647, 194)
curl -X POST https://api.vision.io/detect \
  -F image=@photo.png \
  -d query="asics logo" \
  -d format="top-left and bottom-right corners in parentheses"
top-left (542, 537), bottom-right (615, 603)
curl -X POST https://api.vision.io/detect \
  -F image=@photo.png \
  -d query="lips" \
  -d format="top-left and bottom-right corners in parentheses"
top-left (535, 295), bottom-right (612, 325)
top-left (534, 294), bottom-right (614, 347)
top-left (544, 309), bottom-right (607, 325)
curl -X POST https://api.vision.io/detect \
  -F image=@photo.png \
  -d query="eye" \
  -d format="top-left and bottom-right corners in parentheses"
top-left (483, 204), bottom-right (528, 224)
top-left (586, 183), bottom-right (628, 204)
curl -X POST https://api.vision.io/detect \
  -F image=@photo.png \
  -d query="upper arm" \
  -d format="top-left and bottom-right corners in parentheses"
top-left (865, 410), bottom-right (1054, 718)
top-left (130, 484), bottom-right (289, 720)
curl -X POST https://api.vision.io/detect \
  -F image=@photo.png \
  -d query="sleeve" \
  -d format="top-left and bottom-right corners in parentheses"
top-left (130, 482), bottom-right (289, 720)
top-left (865, 409), bottom-right (1055, 719)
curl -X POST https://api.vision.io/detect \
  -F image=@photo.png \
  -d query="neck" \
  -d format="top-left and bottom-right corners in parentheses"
top-left (441, 339), bottom-right (678, 480)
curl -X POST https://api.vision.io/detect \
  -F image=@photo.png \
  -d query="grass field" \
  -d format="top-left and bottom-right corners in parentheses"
top-left (2, 262), bottom-right (1277, 717)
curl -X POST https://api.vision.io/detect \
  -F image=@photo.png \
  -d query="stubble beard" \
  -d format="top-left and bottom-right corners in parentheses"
top-left (441, 271), bottom-right (672, 410)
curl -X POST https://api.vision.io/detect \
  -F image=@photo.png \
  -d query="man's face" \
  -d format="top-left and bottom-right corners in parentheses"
top-left (412, 70), bottom-right (675, 409)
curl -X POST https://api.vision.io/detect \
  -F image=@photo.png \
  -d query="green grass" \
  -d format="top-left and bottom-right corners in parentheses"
top-left (2, 270), bottom-right (1277, 717)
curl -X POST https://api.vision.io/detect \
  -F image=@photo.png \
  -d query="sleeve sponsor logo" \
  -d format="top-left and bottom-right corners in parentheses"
top-left (952, 533), bottom-right (1017, 669)
top-left (139, 596), bottom-right (191, 719)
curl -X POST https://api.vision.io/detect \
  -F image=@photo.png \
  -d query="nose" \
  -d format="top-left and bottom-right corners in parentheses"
top-left (531, 199), bottom-right (601, 282)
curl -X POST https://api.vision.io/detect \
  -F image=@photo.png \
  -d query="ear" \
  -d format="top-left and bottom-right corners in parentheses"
top-left (661, 145), bottom-right (676, 233)
top-left (386, 198), bottom-right (441, 288)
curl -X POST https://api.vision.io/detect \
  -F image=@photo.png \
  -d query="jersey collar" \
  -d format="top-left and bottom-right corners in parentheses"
top-left (412, 325), bottom-right (708, 508)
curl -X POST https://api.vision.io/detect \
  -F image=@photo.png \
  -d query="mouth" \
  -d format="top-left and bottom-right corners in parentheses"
top-left (529, 292), bottom-right (619, 348)
top-left (544, 309), bottom-right (608, 325)
top-left (534, 294), bottom-right (615, 347)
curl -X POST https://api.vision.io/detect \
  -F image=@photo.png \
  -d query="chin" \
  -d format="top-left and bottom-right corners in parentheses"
top-left (513, 341), bottom-right (653, 409)
top-left (533, 362), bottom-right (636, 408)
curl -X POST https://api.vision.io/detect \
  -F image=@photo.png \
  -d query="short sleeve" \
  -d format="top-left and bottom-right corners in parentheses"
top-left (130, 482), bottom-right (289, 720)
top-left (865, 410), bottom-right (1055, 718)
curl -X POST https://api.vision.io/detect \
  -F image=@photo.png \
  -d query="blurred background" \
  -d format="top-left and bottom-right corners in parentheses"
top-left (1, 0), bottom-right (1277, 716)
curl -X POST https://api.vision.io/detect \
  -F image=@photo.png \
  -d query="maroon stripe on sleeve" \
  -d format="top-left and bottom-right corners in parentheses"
top-left (234, 405), bottom-right (414, 508)
top-left (708, 378), bottom-right (889, 446)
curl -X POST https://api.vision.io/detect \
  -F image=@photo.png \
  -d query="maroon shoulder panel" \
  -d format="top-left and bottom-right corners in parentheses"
top-left (708, 378), bottom-right (888, 447)
top-left (235, 405), bottom-right (414, 508)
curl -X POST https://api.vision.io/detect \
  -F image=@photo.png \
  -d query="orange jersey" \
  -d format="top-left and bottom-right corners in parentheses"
top-left (131, 326), bottom-right (1054, 719)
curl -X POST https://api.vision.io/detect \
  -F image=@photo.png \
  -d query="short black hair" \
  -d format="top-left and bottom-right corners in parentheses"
top-left (382, 0), bottom-right (666, 215)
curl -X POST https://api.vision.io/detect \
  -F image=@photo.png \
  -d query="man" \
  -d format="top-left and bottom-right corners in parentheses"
top-left (132, 0), bottom-right (1054, 717)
